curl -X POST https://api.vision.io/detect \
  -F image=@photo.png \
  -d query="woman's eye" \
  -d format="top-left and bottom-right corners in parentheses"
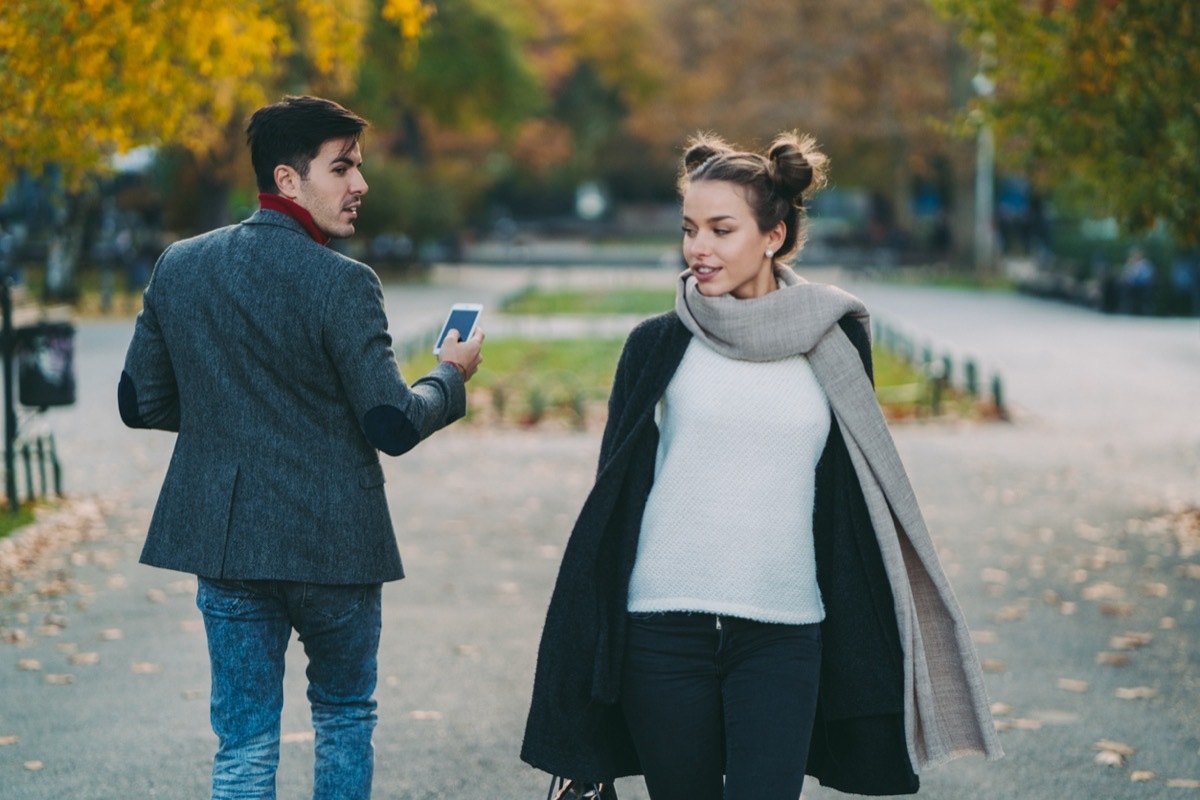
top-left (682, 226), bottom-right (695, 236)
top-left (714, 228), bottom-right (729, 236)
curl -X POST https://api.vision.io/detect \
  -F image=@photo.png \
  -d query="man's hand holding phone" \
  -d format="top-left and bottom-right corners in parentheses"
top-left (434, 303), bottom-right (485, 381)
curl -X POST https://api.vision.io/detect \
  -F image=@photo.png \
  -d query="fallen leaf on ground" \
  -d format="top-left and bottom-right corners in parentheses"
top-left (1057, 678), bottom-right (1090, 693)
top-left (1130, 771), bottom-right (1156, 782)
top-left (99, 629), bottom-right (123, 641)
top-left (409, 710), bottom-right (443, 721)
top-left (281, 731), bottom-right (315, 744)
top-left (1096, 652), bottom-right (1131, 666)
top-left (1140, 583), bottom-right (1169, 597)
top-left (1110, 632), bottom-right (1153, 649)
top-left (0, 735), bottom-right (18, 746)
top-left (24, 760), bottom-right (44, 771)
top-left (1160, 617), bottom-right (1177, 629)
top-left (17, 658), bottom-right (41, 671)
top-left (990, 702), bottom-right (1014, 716)
top-left (1095, 750), bottom-right (1125, 767)
top-left (1082, 582), bottom-right (1125, 600)
top-left (981, 568), bottom-right (1009, 584)
top-left (1094, 740), bottom-right (1135, 756)
top-left (146, 589), bottom-right (166, 603)
top-left (1013, 718), bottom-right (1043, 730)
top-left (1059, 602), bottom-right (1079, 615)
top-left (69, 652), bottom-right (100, 666)
top-left (44, 674), bottom-right (74, 684)
top-left (993, 605), bottom-right (1026, 622)
top-left (1115, 687), bottom-right (1158, 700)
top-left (971, 630), bottom-right (999, 644)
top-left (1167, 779), bottom-right (1200, 788)
top-left (131, 662), bottom-right (162, 674)
top-left (1100, 602), bottom-right (1135, 618)
top-left (1031, 710), bottom-right (1079, 725)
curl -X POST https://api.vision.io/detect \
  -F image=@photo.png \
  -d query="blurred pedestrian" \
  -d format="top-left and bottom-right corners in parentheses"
top-left (522, 132), bottom-right (1001, 799)
top-left (119, 95), bottom-right (483, 800)
top-left (1121, 246), bottom-right (1155, 315)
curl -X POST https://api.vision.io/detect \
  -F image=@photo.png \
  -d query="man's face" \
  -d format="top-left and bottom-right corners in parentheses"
top-left (292, 137), bottom-right (368, 239)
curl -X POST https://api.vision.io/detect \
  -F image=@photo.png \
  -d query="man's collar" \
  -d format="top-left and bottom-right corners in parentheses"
top-left (257, 193), bottom-right (331, 246)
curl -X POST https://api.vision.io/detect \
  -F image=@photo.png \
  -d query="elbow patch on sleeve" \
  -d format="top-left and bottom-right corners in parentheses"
top-left (118, 371), bottom-right (147, 428)
top-left (363, 404), bottom-right (422, 457)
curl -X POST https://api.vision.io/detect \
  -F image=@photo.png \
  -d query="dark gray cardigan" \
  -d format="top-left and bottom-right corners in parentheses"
top-left (521, 311), bottom-right (918, 796)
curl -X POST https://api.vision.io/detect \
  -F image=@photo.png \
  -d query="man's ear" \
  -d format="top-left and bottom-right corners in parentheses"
top-left (274, 164), bottom-right (302, 200)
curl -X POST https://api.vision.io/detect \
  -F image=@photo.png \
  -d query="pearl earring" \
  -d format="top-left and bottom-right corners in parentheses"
top-left (765, 250), bottom-right (774, 259)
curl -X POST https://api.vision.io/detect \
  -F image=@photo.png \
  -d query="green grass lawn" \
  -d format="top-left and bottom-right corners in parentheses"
top-left (501, 287), bottom-right (676, 315)
top-left (0, 504), bottom-right (38, 540)
top-left (402, 335), bottom-right (982, 429)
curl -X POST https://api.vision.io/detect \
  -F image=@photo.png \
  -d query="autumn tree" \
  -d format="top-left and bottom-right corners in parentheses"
top-left (0, 0), bottom-right (430, 298)
top-left (351, 0), bottom-right (660, 240)
top-left (608, 0), bottom-right (967, 255)
top-left (929, 0), bottom-right (1200, 245)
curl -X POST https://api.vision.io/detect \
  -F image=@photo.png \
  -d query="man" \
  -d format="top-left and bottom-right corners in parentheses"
top-left (119, 95), bottom-right (484, 799)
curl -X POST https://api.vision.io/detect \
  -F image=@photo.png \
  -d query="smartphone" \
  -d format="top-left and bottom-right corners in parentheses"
top-left (433, 303), bottom-right (483, 355)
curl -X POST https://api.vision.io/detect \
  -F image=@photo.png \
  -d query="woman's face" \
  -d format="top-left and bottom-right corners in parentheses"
top-left (681, 180), bottom-right (784, 300)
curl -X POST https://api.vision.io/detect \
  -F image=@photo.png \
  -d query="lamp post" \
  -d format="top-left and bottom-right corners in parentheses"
top-left (0, 230), bottom-right (18, 512)
top-left (972, 69), bottom-right (996, 275)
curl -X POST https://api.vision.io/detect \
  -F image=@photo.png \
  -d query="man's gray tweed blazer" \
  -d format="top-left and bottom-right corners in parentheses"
top-left (120, 209), bottom-right (464, 584)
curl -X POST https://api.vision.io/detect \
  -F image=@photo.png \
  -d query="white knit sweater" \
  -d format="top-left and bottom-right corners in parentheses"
top-left (626, 339), bottom-right (832, 624)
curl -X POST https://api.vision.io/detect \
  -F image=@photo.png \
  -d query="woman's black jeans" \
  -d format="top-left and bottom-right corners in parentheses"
top-left (620, 612), bottom-right (821, 800)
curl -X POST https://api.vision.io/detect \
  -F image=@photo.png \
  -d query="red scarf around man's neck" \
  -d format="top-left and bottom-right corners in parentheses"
top-left (258, 193), bottom-right (331, 246)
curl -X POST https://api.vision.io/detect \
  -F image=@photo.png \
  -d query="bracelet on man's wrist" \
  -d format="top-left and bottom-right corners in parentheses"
top-left (442, 360), bottom-right (467, 379)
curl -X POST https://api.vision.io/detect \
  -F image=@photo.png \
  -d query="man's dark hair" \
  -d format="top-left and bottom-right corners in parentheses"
top-left (246, 95), bottom-right (370, 194)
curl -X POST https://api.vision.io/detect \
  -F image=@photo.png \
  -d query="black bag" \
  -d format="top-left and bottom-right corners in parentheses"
top-left (546, 776), bottom-right (618, 800)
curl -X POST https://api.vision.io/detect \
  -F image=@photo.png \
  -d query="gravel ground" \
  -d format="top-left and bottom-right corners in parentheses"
top-left (1, 266), bottom-right (1197, 799)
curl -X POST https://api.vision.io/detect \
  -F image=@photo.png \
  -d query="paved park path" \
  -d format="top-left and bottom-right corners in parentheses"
top-left (1, 265), bottom-right (1197, 799)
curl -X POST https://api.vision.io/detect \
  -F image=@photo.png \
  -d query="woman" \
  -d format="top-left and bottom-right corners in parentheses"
top-left (521, 132), bottom-right (1002, 799)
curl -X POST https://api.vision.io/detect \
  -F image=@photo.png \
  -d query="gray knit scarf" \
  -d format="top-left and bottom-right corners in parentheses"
top-left (675, 266), bottom-right (1003, 772)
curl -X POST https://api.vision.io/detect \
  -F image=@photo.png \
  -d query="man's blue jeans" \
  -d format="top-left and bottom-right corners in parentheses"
top-left (196, 578), bottom-right (383, 800)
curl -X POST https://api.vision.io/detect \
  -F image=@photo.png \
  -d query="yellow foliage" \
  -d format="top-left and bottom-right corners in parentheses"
top-left (382, 0), bottom-right (437, 41)
top-left (0, 0), bottom-right (429, 189)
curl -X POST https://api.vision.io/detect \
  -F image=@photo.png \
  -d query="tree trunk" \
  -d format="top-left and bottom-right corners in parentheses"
top-left (44, 190), bottom-right (97, 303)
top-left (194, 173), bottom-right (234, 233)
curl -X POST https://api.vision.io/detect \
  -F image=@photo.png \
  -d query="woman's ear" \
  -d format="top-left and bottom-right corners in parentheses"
top-left (767, 220), bottom-right (787, 253)
top-left (274, 164), bottom-right (301, 199)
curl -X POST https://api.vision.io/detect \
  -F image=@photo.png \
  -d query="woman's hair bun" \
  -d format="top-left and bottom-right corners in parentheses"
top-left (682, 133), bottom-right (733, 174)
top-left (767, 132), bottom-right (828, 201)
